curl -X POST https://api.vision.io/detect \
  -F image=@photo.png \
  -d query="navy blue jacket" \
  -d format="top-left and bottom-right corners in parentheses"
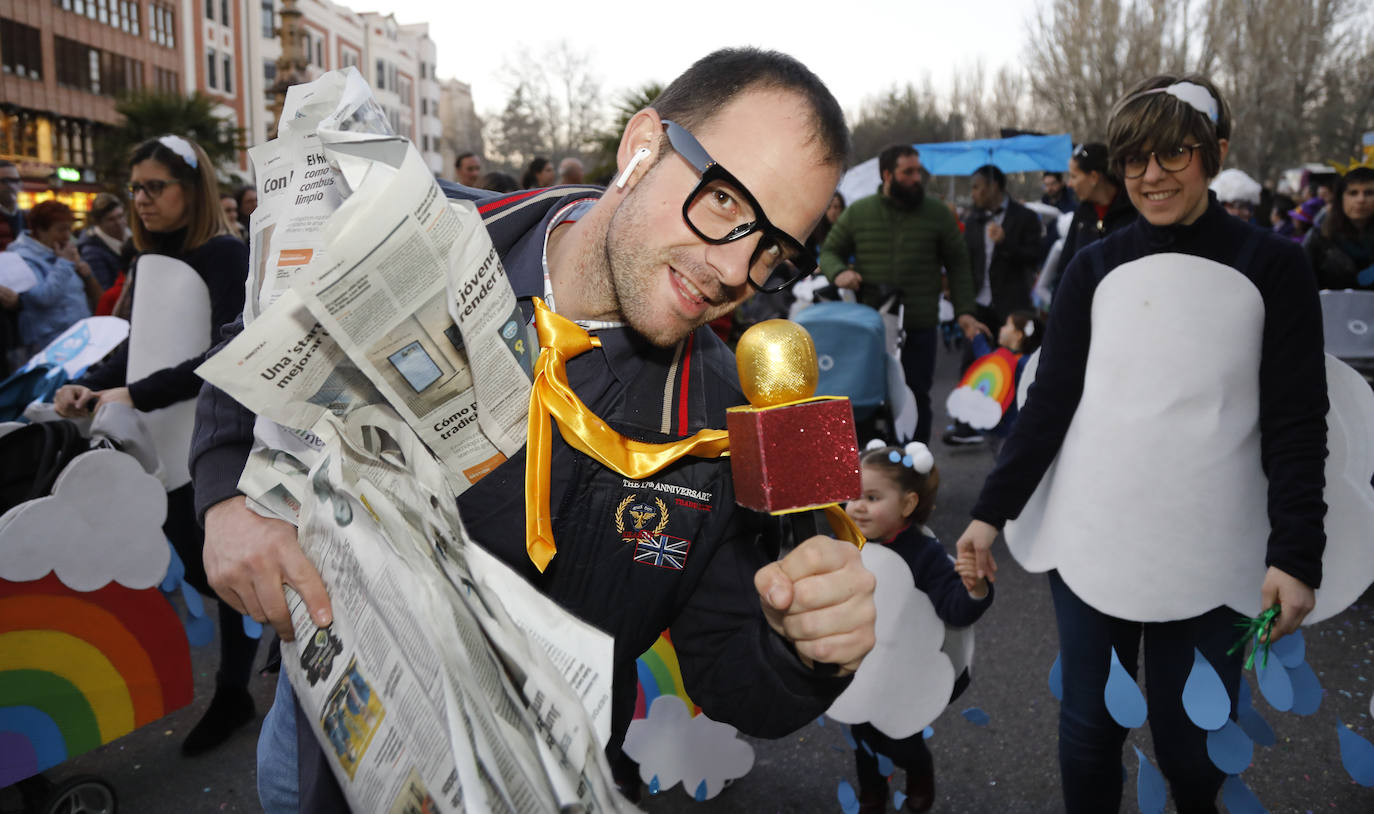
top-left (190, 184), bottom-right (850, 784)
top-left (882, 524), bottom-right (992, 627)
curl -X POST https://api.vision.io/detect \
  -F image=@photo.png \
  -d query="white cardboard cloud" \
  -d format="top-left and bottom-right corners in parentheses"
top-left (827, 544), bottom-right (955, 739)
top-left (622, 695), bottom-right (754, 800)
top-left (1007, 256), bottom-right (1374, 623)
top-left (946, 386), bottom-right (1005, 431)
top-left (0, 449), bottom-right (169, 591)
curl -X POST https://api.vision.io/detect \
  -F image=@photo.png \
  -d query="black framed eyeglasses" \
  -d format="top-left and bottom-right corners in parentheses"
top-left (1121, 145), bottom-right (1202, 180)
top-left (660, 119), bottom-right (814, 293)
top-left (126, 179), bottom-right (180, 199)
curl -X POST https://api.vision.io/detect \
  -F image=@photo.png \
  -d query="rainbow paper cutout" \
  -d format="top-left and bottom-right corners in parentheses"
top-left (634, 631), bottom-right (700, 720)
top-left (957, 348), bottom-right (1020, 411)
top-left (0, 574), bottom-right (193, 787)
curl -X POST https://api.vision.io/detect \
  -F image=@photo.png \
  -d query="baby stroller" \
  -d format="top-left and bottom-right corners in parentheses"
top-left (794, 283), bottom-right (916, 444)
top-left (1321, 290), bottom-right (1374, 388)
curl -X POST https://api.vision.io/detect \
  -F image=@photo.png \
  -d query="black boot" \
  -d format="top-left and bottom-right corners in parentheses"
top-left (181, 683), bottom-right (255, 756)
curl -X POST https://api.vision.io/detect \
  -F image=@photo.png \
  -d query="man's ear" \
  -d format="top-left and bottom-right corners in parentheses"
top-left (1216, 137), bottom-right (1230, 168)
top-left (613, 108), bottom-right (664, 193)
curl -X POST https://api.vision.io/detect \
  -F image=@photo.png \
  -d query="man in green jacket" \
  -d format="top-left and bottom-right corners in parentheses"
top-left (819, 144), bottom-right (986, 443)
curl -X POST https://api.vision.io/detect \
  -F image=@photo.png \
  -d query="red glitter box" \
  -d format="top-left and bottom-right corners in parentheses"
top-left (726, 397), bottom-right (862, 514)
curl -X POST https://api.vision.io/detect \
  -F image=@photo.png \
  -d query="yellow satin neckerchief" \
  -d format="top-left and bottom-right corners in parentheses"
top-left (524, 298), bottom-right (731, 570)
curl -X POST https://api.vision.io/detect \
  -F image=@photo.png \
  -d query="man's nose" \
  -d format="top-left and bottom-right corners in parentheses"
top-left (703, 233), bottom-right (761, 289)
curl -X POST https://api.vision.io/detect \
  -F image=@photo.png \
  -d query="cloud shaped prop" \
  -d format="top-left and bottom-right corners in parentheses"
top-left (1006, 257), bottom-right (1374, 622)
top-left (0, 449), bottom-right (169, 591)
top-left (622, 695), bottom-right (754, 801)
top-left (945, 387), bottom-right (1005, 431)
top-left (827, 544), bottom-right (955, 739)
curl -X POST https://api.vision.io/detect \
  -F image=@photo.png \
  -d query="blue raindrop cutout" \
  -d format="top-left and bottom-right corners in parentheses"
top-left (160, 539), bottom-right (184, 592)
top-left (1236, 704), bottom-right (1276, 747)
top-left (816, 715), bottom-right (826, 727)
top-left (180, 580), bottom-right (205, 618)
top-left (693, 779), bottom-right (707, 801)
top-left (1270, 629), bottom-right (1305, 668)
top-left (922, 726), bottom-right (934, 740)
top-left (893, 790), bottom-right (908, 809)
top-left (185, 612), bottom-right (215, 647)
top-left (1337, 721), bottom-right (1374, 786)
top-left (837, 779), bottom-right (860, 814)
top-left (1182, 648), bottom-right (1230, 731)
top-left (861, 740), bottom-right (874, 756)
top-left (1049, 652), bottom-right (1063, 701)
top-left (1220, 774), bottom-right (1266, 814)
top-left (1133, 746), bottom-right (1166, 814)
top-left (1105, 647), bottom-right (1147, 728)
top-left (1206, 719), bottom-right (1253, 775)
top-left (1237, 677), bottom-right (1252, 710)
top-left (1287, 662), bottom-right (1322, 716)
top-left (841, 726), bottom-right (858, 750)
top-left (242, 615), bottom-right (264, 639)
top-left (1254, 653), bottom-right (1293, 712)
top-left (648, 775), bottom-right (660, 795)
top-left (876, 752), bottom-right (894, 776)
top-left (962, 707), bottom-right (990, 727)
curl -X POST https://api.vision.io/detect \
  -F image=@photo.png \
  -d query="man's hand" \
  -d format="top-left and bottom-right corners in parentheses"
top-left (956, 314), bottom-right (992, 341)
top-left (955, 519), bottom-right (999, 584)
top-left (204, 495), bottom-right (332, 641)
top-left (54, 384), bottom-right (97, 417)
top-left (754, 536), bottom-right (876, 676)
top-left (834, 269), bottom-right (862, 291)
top-left (1259, 566), bottom-right (1315, 643)
top-left (986, 222), bottom-right (1005, 244)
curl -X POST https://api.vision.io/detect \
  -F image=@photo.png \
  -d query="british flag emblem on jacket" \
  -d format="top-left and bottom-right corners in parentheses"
top-left (632, 533), bottom-right (692, 570)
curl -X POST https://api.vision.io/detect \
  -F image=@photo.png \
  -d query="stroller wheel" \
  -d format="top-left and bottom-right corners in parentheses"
top-left (41, 775), bottom-right (116, 814)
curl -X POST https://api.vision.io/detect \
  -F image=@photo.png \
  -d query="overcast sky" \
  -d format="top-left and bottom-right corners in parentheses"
top-left (376, 0), bottom-right (1039, 121)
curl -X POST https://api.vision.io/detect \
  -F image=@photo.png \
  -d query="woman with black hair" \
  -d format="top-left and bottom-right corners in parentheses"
top-left (1051, 142), bottom-right (1137, 293)
top-left (520, 156), bottom-right (555, 189)
top-left (1304, 166), bottom-right (1374, 290)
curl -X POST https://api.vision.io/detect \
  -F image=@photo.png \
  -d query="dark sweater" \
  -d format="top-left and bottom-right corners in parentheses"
top-left (971, 196), bottom-right (1329, 590)
top-left (1053, 189), bottom-right (1138, 289)
top-left (883, 524), bottom-right (992, 627)
top-left (77, 229), bottom-right (247, 411)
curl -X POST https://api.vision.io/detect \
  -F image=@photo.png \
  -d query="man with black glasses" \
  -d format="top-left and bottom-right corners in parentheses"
top-left (192, 48), bottom-right (877, 811)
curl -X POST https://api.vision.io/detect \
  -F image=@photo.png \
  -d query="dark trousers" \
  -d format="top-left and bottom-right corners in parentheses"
top-left (900, 326), bottom-right (938, 443)
top-left (164, 483), bottom-right (259, 689)
top-left (852, 722), bottom-right (932, 796)
top-left (1048, 571), bottom-right (1244, 814)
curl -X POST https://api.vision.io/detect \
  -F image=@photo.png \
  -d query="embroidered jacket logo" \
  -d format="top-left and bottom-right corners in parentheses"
top-left (615, 494), bottom-right (669, 538)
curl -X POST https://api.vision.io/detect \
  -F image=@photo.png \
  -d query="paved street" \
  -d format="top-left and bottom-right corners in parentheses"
top-left (9, 343), bottom-right (1373, 813)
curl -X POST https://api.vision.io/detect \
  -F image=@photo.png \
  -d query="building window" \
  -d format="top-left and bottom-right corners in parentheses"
top-left (260, 0), bottom-right (274, 37)
top-left (154, 66), bottom-right (179, 93)
top-left (222, 54), bottom-right (232, 94)
top-left (0, 18), bottom-right (43, 80)
top-left (375, 59), bottom-right (384, 89)
top-left (54, 35), bottom-right (143, 96)
top-left (314, 39), bottom-right (322, 67)
top-left (263, 58), bottom-right (276, 83)
top-left (206, 47), bottom-right (217, 89)
top-left (220, 0), bottom-right (229, 26)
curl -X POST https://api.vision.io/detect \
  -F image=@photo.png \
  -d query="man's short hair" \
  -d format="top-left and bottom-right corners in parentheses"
top-left (1107, 74), bottom-right (1232, 180)
top-left (878, 145), bottom-right (919, 179)
top-left (973, 164), bottom-right (1006, 191)
top-left (650, 48), bottom-right (850, 167)
top-left (1043, 171), bottom-right (1063, 182)
top-left (455, 152), bottom-right (477, 168)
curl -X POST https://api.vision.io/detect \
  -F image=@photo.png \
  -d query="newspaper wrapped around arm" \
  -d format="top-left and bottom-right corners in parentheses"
top-left (197, 67), bottom-right (632, 811)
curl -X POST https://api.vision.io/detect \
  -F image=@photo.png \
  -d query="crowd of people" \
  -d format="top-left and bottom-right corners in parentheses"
top-left (2, 44), bottom-right (1371, 814)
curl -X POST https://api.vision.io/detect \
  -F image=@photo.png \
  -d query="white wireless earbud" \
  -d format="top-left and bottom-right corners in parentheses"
top-left (615, 147), bottom-right (652, 190)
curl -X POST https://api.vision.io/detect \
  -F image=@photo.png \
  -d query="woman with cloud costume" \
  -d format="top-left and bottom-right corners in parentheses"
top-left (955, 75), bottom-right (1339, 813)
top-left (51, 135), bottom-right (259, 757)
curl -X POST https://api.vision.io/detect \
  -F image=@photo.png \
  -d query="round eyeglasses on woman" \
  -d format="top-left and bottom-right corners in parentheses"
top-left (1121, 144), bottom-right (1202, 180)
top-left (660, 119), bottom-right (815, 293)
